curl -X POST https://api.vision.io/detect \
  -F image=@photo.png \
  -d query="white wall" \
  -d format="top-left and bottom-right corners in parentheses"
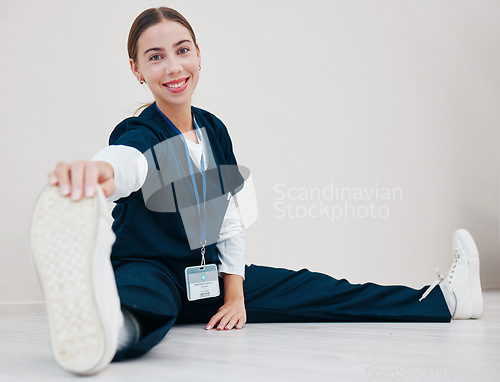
top-left (1, 0), bottom-right (499, 310)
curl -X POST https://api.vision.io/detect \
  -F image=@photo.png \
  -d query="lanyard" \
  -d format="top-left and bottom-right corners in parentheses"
top-left (155, 105), bottom-right (207, 266)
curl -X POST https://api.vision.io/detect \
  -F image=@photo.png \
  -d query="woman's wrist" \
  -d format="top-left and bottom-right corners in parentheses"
top-left (221, 273), bottom-right (244, 301)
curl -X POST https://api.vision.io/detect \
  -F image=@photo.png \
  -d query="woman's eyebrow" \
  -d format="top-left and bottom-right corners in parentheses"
top-left (174, 39), bottom-right (191, 47)
top-left (143, 47), bottom-right (164, 56)
top-left (143, 40), bottom-right (192, 56)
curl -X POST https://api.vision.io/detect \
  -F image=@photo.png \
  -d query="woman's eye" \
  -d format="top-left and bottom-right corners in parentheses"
top-left (149, 54), bottom-right (162, 61)
top-left (178, 47), bottom-right (189, 54)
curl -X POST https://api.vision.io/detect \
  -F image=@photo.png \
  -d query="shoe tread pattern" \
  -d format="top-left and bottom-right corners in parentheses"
top-left (30, 185), bottom-right (105, 374)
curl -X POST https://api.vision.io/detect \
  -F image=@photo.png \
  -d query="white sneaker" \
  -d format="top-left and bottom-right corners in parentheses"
top-left (419, 229), bottom-right (484, 319)
top-left (29, 184), bottom-right (123, 375)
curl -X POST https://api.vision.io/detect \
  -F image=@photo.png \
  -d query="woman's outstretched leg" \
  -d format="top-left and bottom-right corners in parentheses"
top-left (243, 264), bottom-right (451, 323)
top-left (242, 229), bottom-right (483, 323)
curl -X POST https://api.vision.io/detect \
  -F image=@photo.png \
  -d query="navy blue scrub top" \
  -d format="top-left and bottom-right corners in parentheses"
top-left (108, 103), bottom-right (244, 291)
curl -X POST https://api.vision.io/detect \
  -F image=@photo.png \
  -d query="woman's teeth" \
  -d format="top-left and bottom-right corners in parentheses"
top-left (166, 79), bottom-right (187, 88)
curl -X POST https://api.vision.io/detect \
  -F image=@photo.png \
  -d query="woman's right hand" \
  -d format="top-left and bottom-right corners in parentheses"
top-left (47, 161), bottom-right (115, 201)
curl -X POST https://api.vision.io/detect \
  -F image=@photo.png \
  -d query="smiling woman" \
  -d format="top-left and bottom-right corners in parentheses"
top-left (28, 5), bottom-right (484, 377)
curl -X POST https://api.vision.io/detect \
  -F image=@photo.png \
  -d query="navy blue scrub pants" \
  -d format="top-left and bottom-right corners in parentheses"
top-left (111, 261), bottom-right (451, 361)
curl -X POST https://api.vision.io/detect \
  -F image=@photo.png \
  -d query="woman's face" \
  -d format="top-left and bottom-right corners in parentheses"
top-left (130, 20), bottom-right (200, 110)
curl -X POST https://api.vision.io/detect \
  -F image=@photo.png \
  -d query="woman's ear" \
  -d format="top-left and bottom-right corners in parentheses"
top-left (196, 44), bottom-right (201, 65)
top-left (130, 58), bottom-right (141, 80)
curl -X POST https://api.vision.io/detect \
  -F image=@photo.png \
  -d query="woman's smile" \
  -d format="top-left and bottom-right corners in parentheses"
top-left (163, 77), bottom-right (190, 93)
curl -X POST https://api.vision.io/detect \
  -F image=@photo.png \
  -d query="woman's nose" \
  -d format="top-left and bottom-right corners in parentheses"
top-left (166, 57), bottom-right (182, 75)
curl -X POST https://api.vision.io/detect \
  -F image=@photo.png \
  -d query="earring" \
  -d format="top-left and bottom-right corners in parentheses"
top-left (199, 64), bottom-right (201, 71)
top-left (137, 76), bottom-right (145, 84)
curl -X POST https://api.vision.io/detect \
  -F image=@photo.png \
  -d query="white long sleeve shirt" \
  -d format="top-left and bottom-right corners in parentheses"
top-left (91, 134), bottom-right (246, 279)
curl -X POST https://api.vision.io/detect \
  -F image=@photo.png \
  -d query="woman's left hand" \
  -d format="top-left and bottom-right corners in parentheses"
top-left (206, 273), bottom-right (246, 330)
top-left (206, 296), bottom-right (247, 331)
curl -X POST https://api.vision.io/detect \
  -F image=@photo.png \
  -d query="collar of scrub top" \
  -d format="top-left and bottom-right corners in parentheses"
top-left (155, 104), bottom-right (207, 252)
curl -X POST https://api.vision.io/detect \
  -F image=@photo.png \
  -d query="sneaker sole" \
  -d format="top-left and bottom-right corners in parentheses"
top-left (454, 229), bottom-right (484, 319)
top-left (29, 184), bottom-right (112, 375)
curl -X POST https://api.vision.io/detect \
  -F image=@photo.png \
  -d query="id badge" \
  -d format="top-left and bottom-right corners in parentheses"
top-left (185, 263), bottom-right (220, 301)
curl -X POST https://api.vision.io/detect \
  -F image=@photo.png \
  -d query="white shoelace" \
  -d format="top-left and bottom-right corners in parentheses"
top-left (419, 250), bottom-right (461, 302)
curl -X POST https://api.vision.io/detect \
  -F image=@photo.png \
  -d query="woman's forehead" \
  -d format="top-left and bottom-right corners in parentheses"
top-left (138, 21), bottom-right (193, 50)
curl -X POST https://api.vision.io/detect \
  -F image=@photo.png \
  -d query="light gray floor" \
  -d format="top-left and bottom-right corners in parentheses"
top-left (1, 291), bottom-right (499, 382)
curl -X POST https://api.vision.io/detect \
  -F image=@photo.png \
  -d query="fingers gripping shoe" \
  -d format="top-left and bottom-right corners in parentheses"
top-left (419, 229), bottom-right (484, 319)
top-left (29, 184), bottom-right (124, 375)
